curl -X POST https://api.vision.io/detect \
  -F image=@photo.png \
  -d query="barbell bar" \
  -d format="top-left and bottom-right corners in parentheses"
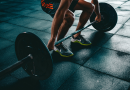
top-left (0, 2), bottom-right (118, 80)
top-left (0, 54), bottom-right (33, 80)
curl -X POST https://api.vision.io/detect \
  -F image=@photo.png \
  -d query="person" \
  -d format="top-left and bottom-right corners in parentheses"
top-left (41, 0), bottom-right (101, 57)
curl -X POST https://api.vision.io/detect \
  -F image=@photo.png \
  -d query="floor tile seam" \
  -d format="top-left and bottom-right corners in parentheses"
top-left (57, 65), bottom-right (82, 90)
top-left (7, 1), bottom-right (40, 5)
top-left (0, 44), bottom-right (14, 51)
top-left (1, 3), bottom-right (23, 8)
top-left (81, 46), bottom-right (102, 66)
top-left (113, 24), bottom-right (125, 34)
top-left (58, 64), bottom-right (130, 90)
top-left (5, 19), bottom-right (51, 31)
top-left (42, 29), bottom-right (51, 34)
top-left (114, 30), bottom-right (130, 38)
top-left (0, 6), bottom-right (28, 13)
top-left (1, 10), bottom-right (53, 22)
top-left (0, 29), bottom-right (16, 34)
top-left (21, 15), bottom-right (52, 22)
top-left (2, 3), bottom-right (42, 11)
top-left (0, 36), bottom-right (14, 42)
top-left (93, 17), bottom-right (130, 48)
top-left (115, 33), bottom-right (130, 38)
top-left (2, 12), bottom-right (53, 22)
top-left (114, 1), bottom-right (128, 9)
top-left (1, 12), bottom-right (36, 21)
top-left (119, 1), bottom-right (130, 6)
top-left (23, 2), bottom-right (40, 5)
top-left (0, 4), bottom-right (16, 9)
top-left (93, 32), bottom-right (114, 48)
top-left (122, 16), bottom-right (130, 25)
top-left (0, 14), bottom-right (22, 22)
top-left (3, 1), bottom-right (40, 5)
top-left (57, 47), bottom-right (102, 89)
top-left (4, 21), bottom-right (51, 33)
top-left (100, 46), bottom-right (130, 56)
top-left (118, 14), bottom-right (130, 17)
top-left (82, 65), bottom-right (130, 83)
top-left (124, 21), bottom-right (130, 26)
top-left (1, 6), bottom-right (39, 13)
top-left (95, 30), bottom-right (126, 51)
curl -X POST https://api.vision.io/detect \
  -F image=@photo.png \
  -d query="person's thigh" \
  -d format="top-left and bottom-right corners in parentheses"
top-left (64, 10), bottom-right (75, 18)
top-left (73, 0), bottom-right (94, 11)
top-left (41, 0), bottom-right (78, 18)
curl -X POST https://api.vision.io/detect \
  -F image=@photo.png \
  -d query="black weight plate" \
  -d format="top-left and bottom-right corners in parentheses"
top-left (15, 32), bottom-right (53, 80)
top-left (90, 3), bottom-right (118, 32)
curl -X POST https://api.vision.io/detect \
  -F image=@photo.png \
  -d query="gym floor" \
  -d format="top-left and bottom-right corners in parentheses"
top-left (0, 0), bottom-right (130, 90)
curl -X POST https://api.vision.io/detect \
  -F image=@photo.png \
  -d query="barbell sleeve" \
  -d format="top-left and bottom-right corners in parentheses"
top-left (0, 54), bottom-right (33, 80)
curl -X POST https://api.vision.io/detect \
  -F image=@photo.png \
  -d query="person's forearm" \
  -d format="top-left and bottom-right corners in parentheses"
top-left (94, 2), bottom-right (100, 16)
top-left (91, 0), bottom-right (100, 16)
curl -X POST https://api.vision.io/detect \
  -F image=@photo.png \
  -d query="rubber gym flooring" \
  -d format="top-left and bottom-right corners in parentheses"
top-left (0, 0), bottom-right (130, 90)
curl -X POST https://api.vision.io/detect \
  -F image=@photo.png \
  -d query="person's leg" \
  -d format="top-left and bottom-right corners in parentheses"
top-left (56, 10), bottom-right (75, 44)
top-left (73, 0), bottom-right (94, 38)
top-left (46, 0), bottom-right (73, 50)
top-left (53, 10), bottom-right (75, 57)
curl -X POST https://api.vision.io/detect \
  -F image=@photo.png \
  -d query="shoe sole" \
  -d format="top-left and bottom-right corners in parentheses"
top-left (55, 50), bottom-right (74, 57)
top-left (71, 40), bottom-right (92, 46)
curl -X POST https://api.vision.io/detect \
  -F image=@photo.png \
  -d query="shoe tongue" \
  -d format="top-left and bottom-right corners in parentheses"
top-left (75, 36), bottom-right (80, 39)
top-left (75, 34), bottom-right (82, 39)
top-left (59, 44), bottom-right (68, 51)
top-left (56, 44), bottom-right (65, 50)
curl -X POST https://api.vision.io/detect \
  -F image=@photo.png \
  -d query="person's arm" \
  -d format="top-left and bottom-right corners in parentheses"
top-left (91, 0), bottom-right (101, 22)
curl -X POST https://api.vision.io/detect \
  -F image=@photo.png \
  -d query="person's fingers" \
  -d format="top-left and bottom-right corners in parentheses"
top-left (95, 16), bottom-right (101, 22)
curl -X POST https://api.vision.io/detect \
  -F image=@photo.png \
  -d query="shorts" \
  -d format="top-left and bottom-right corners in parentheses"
top-left (41, 0), bottom-right (79, 18)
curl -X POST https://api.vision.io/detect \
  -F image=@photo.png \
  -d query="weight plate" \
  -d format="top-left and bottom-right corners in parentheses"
top-left (15, 32), bottom-right (53, 80)
top-left (90, 3), bottom-right (118, 32)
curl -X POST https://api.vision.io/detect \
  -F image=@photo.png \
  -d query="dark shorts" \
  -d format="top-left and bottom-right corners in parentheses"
top-left (41, 0), bottom-right (79, 18)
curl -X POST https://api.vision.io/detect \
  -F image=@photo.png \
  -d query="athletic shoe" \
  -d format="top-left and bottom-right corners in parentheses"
top-left (54, 44), bottom-right (74, 57)
top-left (71, 34), bottom-right (92, 46)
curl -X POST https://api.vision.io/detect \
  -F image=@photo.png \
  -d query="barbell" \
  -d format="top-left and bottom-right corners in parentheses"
top-left (0, 3), bottom-right (118, 80)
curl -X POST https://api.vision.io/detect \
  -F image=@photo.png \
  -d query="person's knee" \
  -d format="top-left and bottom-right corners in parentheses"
top-left (91, 3), bottom-right (94, 12)
top-left (87, 3), bottom-right (94, 13)
top-left (64, 12), bottom-right (75, 27)
top-left (82, 3), bottom-right (94, 13)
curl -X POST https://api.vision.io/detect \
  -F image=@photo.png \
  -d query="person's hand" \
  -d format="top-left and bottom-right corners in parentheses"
top-left (95, 13), bottom-right (101, 22)
top-left (47, 38), bottom-right (55, 51)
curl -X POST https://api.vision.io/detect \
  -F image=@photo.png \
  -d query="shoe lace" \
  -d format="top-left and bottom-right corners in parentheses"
top-left (79, 34), bottom-right (86, 40)
top-left (60, 44), bottom-right (68, 51)
top-left (56, 44), bottom-right (67, 51)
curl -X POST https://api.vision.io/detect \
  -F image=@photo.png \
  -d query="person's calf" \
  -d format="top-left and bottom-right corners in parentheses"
top-left (72, 2), bottom-right (94, 38)
top-left (56, 10), bottom-right (75, 42)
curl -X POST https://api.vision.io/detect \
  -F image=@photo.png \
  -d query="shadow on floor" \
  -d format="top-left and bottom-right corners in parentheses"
top-left (1, 77), bottom-right (40, 90)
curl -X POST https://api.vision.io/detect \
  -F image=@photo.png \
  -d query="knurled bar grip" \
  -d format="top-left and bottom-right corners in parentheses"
top-left (0, 54), bottom-right (33, 80)
top-left (55, 21), bottom-right (97, 46)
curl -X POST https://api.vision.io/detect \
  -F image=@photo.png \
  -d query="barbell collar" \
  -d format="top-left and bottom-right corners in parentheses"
top-left (0, 54), bottom-right (33, 80)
